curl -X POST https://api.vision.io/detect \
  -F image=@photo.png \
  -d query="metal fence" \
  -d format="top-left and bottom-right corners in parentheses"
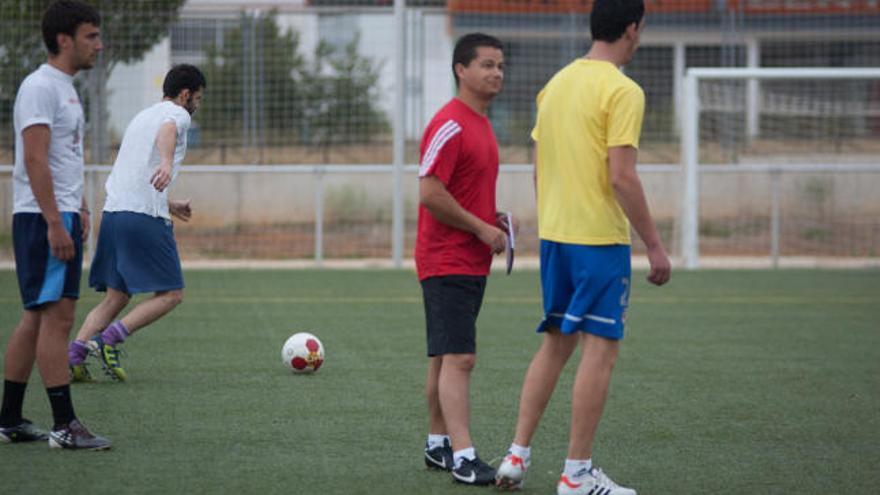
top-left (2, 1), bottom-right (879, 266)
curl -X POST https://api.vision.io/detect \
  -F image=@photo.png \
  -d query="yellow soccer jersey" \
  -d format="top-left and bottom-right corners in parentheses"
top-left (532, 59), bottom-right (645, 245)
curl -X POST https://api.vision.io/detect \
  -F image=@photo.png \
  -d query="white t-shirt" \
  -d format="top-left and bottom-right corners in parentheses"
top-left (13, 64), bottom-right (85, 214)
top-left (103, 101), bottom-right (191, 219)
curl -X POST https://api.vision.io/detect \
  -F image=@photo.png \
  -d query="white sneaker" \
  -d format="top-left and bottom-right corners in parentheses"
top-left (495, 453), bottom-right (530, 490)
top-left (556, 467), bottom-right (636, 495)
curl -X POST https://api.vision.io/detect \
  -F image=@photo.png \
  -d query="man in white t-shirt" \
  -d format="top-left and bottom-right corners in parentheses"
top-left (67, 64), bottom-right (205, 383)
top-left (0, 1), bottom-right (111, 450)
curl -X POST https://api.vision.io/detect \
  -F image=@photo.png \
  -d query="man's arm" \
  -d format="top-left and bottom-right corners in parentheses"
top-left (168, 198), bottom-right (192, 222)
top-left (22, 125), bottom-right (74, 261)
top-left (608, 146), bottom-right (671, 286)
top-left (79, 197), bottom-right (90, 242)
top-left (419, 176), bottom-right (506, 254)
top-left (151, 121), bottom-right (177, 192)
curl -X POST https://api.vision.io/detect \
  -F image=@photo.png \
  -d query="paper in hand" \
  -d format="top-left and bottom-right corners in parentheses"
top-left (505, 211), bottom-right (515, 275)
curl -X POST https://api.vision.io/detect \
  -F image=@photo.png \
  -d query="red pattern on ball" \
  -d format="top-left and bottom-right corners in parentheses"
top-left (291, 357), bottom-right (308, 370)
top-left (306, 339), bottom-right (320, 353)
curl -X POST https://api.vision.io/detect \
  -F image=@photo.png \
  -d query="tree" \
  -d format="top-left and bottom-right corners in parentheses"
top-left (0, 0), bottom-right (186, 156)
top-left (300, 35), bottom-right (389, 154)
top-left (199, 11), bottom-right (388, 156)
top-left (199, 10), bottom-right (306, 148)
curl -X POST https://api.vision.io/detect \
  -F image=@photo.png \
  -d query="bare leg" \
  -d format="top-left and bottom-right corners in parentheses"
top-left (74, 287), bottom-right (130, 341)
top-left (437, 353), bottom-right (475, 452)
top-left (3, 310), bottom-right (41, 382)
top-left (119, 289), bottom-right (183, 335)
top-left (512, 328), bottom-right (579, 447)
top-left (426, 355), bottom-right (447, 435)
top-left (34, 299), bottom-right (76, 388)
top-left (567, 333), bottom-right (619, 460)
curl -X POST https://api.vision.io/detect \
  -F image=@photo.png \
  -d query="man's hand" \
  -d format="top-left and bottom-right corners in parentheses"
top-left (169, 199), bottom-right (192, 222)
top-left (646, 244), bottom-right (671, 286)
top-left (80, 208), bottom-right (90, 242)
top-left (151, 163), bottom-right (173, 192)
top-left (47, 221), bottom-right (74, 261)
top-left (478, 224), bottom-right (506, 255)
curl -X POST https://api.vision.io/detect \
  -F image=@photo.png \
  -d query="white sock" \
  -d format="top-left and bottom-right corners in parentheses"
top-left (427, 433), bottom-right (449, 450)
top-left (508, 443), bottom-right (531, 463)
top-left (453, 447), bottom-right (476, 469)
top-left (563, 458), bottom-right (592, 478)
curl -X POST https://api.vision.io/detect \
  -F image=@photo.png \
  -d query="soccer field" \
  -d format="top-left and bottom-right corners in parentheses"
top-left (1, 269), bottom-right (878, 494)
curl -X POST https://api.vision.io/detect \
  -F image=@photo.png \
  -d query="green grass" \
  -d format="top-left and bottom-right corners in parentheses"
top-left (1, 269), bottom-right (878, 494)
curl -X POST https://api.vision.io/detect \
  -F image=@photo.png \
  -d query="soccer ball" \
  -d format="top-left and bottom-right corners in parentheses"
top-left (281, 332), bottom-right (324, 373)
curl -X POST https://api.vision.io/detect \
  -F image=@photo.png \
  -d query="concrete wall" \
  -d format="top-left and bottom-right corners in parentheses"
top-left (2, 168), bottom-right (878, 231)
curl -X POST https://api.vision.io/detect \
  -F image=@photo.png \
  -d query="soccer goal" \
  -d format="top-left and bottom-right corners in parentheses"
top-left (679, 67), bottom-right (880, 268)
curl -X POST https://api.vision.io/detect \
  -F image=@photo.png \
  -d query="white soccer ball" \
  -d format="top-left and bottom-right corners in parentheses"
top-left (281, 332), bottom-right (324, 373)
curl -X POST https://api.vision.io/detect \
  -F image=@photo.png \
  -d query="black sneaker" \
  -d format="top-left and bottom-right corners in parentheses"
top-left (48, 419), bottom-right (112, 450)
top-left (0, 419), bottom-right (48, 443)
top-left (425, 439), bottom-right (453, 471)
top-left (452, 456), bottom-right (497, 486)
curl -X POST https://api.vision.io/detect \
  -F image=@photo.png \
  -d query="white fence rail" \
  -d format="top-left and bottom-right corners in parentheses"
top-left (4, 162), bottom-right (880, 268)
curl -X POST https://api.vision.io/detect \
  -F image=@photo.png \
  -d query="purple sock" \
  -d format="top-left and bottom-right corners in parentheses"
top-left (68, 340), bottom-right (89, 365)
top-left (100, 321), bottom-right (130, 346)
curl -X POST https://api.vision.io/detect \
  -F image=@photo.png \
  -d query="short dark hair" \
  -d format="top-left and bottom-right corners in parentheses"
top-left (42, 1), bottom-right (101, 55)
top-left (590, 0), bottom-right (645, 43)
top-left (163, 64), bottom-right (207, 98)
top-left (452, 33), bottom-right (503, 87)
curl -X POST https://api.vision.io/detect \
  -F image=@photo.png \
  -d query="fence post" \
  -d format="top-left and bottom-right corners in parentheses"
top-left (770, 168), bottom-right (781, 268)
top-left (391, 0), bottom-right (406, 268)
top-left (681, 71), bottom-right (700, 269)
top-left (314, 167), bottom-right (324, 266)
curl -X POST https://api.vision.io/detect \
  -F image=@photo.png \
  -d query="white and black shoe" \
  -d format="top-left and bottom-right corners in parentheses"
top-left (48, 419), bottom-right (112, 451)
top-left (424, 439), bottom-right (453, 471)
top-left (452, 456), bottom-right (496, 486)
top-left (557, 467), bottom-right (636, 495)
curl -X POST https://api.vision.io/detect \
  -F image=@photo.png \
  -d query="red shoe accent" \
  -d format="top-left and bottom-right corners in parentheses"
top-left (559, 475), bottom-right (582, 489)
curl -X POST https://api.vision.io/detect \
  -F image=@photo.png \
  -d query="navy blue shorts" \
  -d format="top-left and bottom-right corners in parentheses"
top-left (13, 212), bottom-right (83, 309)
top-left (89, 211), bottom-right (184, 295)
top-left (536, 240), bottom-right (631, 340)
top-left (421, 275), bottom-right (487, 357)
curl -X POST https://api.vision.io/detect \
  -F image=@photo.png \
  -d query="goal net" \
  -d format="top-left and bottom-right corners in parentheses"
top-left (680, 68), bottom-right (880, 268)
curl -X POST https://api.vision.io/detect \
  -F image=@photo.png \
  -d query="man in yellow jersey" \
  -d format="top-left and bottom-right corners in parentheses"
top-left (495, 1), bottom-right (670, 494)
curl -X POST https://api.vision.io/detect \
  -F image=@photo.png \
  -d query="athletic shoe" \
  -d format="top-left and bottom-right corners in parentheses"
top-left (69, 362), bottom-right (95, 383)
top-left (424, 439), bottom-right (453, 471)
top-left (88, 336), bottom-right (127, 382)
top-left (557, 467), bottom-right (636, 495)
top-left (0, 419), bottom-right (49, 443)
top-left (495, 453), bottom-right (529, 490)
top-left (452, 456), bottom-right (496, 486)
top-left (48, 419), bottom-right (112, 450)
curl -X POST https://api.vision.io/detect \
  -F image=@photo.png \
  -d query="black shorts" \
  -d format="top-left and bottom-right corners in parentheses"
top-left (421, 275), bottom-right (487, 357)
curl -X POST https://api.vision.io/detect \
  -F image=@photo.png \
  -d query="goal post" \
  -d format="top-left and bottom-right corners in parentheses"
top-left (680, 67), bottom-right (880, 269)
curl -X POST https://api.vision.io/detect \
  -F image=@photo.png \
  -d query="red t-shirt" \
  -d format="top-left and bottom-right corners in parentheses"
top-left (415, 98), bottom-right (499, 281)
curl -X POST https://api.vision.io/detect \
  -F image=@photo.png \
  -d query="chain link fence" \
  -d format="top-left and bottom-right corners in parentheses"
top-left (2, 0), bottom-right (879, 264)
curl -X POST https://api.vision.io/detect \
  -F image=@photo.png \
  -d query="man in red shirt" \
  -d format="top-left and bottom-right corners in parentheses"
top-left (415, 32), bottom-right (508, 486)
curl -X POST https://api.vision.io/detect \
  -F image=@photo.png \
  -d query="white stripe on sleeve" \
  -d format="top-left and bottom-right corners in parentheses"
top-left (419, 120), bottom-right (461, 177)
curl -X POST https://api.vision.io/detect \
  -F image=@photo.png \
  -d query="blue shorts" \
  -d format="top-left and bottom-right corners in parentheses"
top-left (536, 240), bottom-right (631, 340)
top-left (89, 211), bottom-right (184, 295)
top-left (13, 212), bottom-right (83, 309)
